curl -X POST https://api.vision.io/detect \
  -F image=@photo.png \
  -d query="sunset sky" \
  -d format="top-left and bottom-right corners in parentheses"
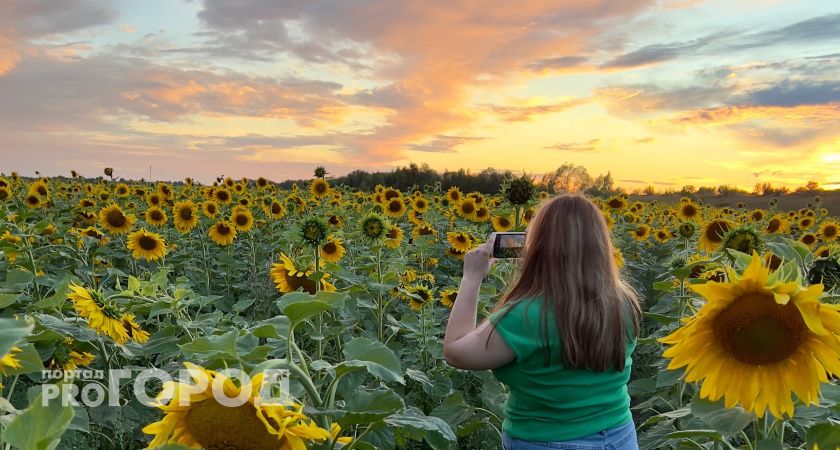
top-left (1, 0), bottom-right (838, 190)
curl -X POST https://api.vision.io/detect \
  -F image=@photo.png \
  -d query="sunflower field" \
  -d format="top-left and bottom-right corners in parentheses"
top-left (2, 172), bottom-right (840, 450)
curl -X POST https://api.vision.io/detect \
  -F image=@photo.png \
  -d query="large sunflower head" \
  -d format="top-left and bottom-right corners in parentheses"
top-left (202, 201), bottom-right (219, 218)
top-left (309, 178), bottom-right (330, 199)
top-left (440, 288), bottom-right (458, 308)
top-left (445, 187), bottom-right (462, 203)
top-left (127, 228), bottom-right (167, 261)
top-left (300, 217), bottom-right (328, 246)
top-left (144, 206), bottom-right (168, 227)
top-left (384, 197), bottom-right (406, 218)
top-left (384, 225), bottom-right (404, 249)
top-left (492, 215), bottom-right (513, 232)
top-left (447, 231), bottom-right (474, 252)
top-left (214, 188), bottom-right (232, 204)
top-left (173, 201), bottom-right (198, 233)
top-left (360, 213), bottom-right (389, 242)
top-left (24, 193), bottom-right (43, 209)
top-left (320, 236), bottom-right (346, 263)
top-left (818, 221), bottom-right (839, 241)
top-left (67, 284), bottom-right (129, 344)
top-left (631, 224), bottom-right (651, 241)
top-left (143, 362), bottom-right (331, 449)
top-left (456, 198), bottom-right (478, 220)
top-left (678, 201), bottom-right (701, 221)
top-left (268, 201), bottom-right (286, 220)
top-left (660, 251), bottom-right (840, 419)
top-left (699, 219), bottom-right (734, 253)
top-left (230, 208), bottom-right (254, 232)
top-left (722, 227), bottom-right (762, 256)
top-left (208, 220), bottom-right (237, 246)
top-left (99, 204), bottom-right (135, 234)
top-left (766, 214), bottom-right (790, 234)
top-left (270, 253), bottom-right (335, 294)
top-left (406, 285), bottom-right (435, 311)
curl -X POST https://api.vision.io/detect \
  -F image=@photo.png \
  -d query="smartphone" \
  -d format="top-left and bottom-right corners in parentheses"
top-left (493, 232), bottom-right (526, 259)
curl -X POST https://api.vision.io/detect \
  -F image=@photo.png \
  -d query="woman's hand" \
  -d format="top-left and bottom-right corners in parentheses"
top-left (463, 232), bottom-right (498, 280)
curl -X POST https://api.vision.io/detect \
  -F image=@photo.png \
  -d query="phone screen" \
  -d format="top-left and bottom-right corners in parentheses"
top-left (493, 232), bottom-right (526, 258)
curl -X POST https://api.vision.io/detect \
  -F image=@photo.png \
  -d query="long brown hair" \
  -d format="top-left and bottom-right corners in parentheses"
top-left (491, 193), bottom-right (642, 371)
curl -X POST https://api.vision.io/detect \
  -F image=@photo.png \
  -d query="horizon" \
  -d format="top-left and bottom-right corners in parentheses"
top-left (1, 1), bottom-right (839, 191)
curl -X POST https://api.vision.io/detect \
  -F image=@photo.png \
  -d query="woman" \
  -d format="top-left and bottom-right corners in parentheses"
top-left (443, 193), bottom-right (642, 450)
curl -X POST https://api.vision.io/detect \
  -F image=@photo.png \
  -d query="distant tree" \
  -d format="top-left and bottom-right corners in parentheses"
top-left (796, 180), bottom-right (821, 193)
top-left (314, 166), bottom-right (327, 178)
top-left (541, 163), bottom-right (592, 193)
top-left (680, 185), bottom-right (696, 195)
top-left (585, 171), bottom-right (617, 197)
top-left (643, 185), bottom-right (656, 195)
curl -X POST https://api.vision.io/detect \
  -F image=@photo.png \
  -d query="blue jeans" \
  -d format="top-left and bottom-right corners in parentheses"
top-left (501, 420), bottom-right (639, 450)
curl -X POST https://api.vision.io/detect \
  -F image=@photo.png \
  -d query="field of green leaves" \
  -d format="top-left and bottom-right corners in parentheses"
top-left (1, 172), bottom-right (840, 450)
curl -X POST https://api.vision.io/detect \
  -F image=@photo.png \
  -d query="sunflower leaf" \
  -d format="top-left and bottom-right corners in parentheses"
top-left (2, 393), bottom-right (75, 450)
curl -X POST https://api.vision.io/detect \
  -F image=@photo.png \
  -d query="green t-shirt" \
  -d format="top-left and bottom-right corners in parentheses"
top-left (489, 297), bottom-right (635, 442)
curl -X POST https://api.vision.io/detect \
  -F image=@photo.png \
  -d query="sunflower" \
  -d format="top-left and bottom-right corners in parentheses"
top-left (384, 197), bottom-right (406, 218)
top-left (653, 227), bottom-right (673, 243)
top-left (678, 222), bottom-right (696, 239)
top-left (407, 285), bottom-right (435, 311)
top-left (360, 213), bottom-right (389, 242)
top-left (492, 215), bottom-right (514, 232)
top-left (614, 249), bottom-right (625, 268)
top-left (818, 221), bottom-right (839, 241)
top-left (456, 198), bottom-right (478, 220)
top-left (268, 201), bottom-right (286, 220)
top-left (0, 346), bottom-right (23, 380)
top-left (147, 193), bottom-right (163, 207)
top-left (440, 288), bottom-right (458, 308)
top-left (320, 236), bottom-right (346, 263)
top-left (309, 178), bottom-right (330, 199)
top-left (699, 219), bottom-right (734, 253)
top-left (143, 362), bottom-right (332, 449)
top-left (300, 217), bottom-right (328, 246)
top-left (169, 201), bottom-right (197, 233)
top-left (606, 196), bottom-right (627, 210)
top-left (121, 313), bottom-right (150, 344)
top-left (678, 201), bottom-right (701, 221)
top-left (631, 224), bottom-right (651, 241)
top-left (384, 225), bottom-right (404, 249)
top-left (522, 208), bottom-right (535, 224)
top-left (270, 253), bottom-right (335, 294)
top-left (214, 188), bottom-right (232, 204)
top-left (722, 227), bottom-right (762, 256)
top-left (382, 187), bottom-right (401, 201)
top-left (447, 231), bottom-right (473, 252)
top-left (749, 209), bottom-right (766, 222)
top-left (765, 214), bottom-right (790, 234)
top-left (24, 193), bottom-right (43, 208)
top-left (446, 246), bottom-right (467, 260)
top-left (67, 284), bottom-right (129, 344)
top-left (114, 183), bottom-right (130, 197)
top-left (474, 206), bottom-right (490, 222)
top-left (202, 201), bottom-right (219, 218)
top-left (46, 339), bottom-right (96, 371)
top-left (145, 206), bottom-right (168, 227)
top-left (800, 216), bottom-right (815, 230)
top-left (229, 207), bottom-right (254, 232)
top-left (209, 221), bottom-right (237, 246)
top-left (800, 233), bottom-right (818, 248)
top-left (445, 186), bottom-right (462, 204)
top-left (660, 251), bottom-right (840, 419)
top-left (0, 186), bottom-right (11, 202)
top-left (99, 204), bottom-right (135, 234)
top-left (412, 196), bottom-right (430, 213)
top-left (412, 222), bottom-right (437, 240)
top-left (127, 228), bottom-right (167, 261)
